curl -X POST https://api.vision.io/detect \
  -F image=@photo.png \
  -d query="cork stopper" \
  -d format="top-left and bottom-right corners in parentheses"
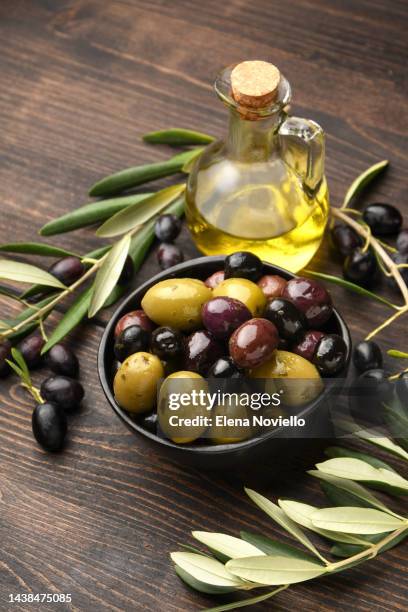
top-left (231, 61), bottom-right (281, 109)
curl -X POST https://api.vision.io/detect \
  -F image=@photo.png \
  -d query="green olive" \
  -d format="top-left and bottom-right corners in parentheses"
top-left (210, 398), bottom-right (253, 444)
top-left (113, 352), bottom-right (164, 414)
top-left (141, 278), bottom-right (212, 331)
top-left (212, 278), bottom-right (266, 316)
top-left (158, 371), bottom-right (209, 444)
top-left (250, 350), bottom-right (323, 406)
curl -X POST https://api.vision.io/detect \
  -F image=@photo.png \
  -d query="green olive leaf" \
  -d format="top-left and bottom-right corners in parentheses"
top-left (310, 507), bottom-right (405, 534)
top-left (354, 431), bottom-right (408, 462)
top-left (343, 160), bottom-right (389, 207)
top-left (192, 532), bottom-right (265, 561)
top-left (142, 128), bottom-right (214, 145)
top-left (244, 488), bottom-right (327, 563)
top-left (0, 242), bottom-right (77, 257)
top-left (226, 555), bottom-right (327, 586)
top-left (88, 234), bottom-right (130, 318)
top-left (201, 585), bottom-right (288, 612)
top-left (239, 532), bottom-right (315, 562)
top-left (171, 552), bottom-right (247, 593)
top-left (96, 184), bottom-right (185, 238)
top-left (182, 147), bottom-right (205, 173)
top-left (0, 259), bottom-right (65, 289)
top-left (308, 470), bottom-right (401, 518)
top-left (387, 349), bottom-right (408, 359)
top-left (40, 193), bottom-right (153, 236)
top-left (278, 500), bottom-right (368, 545)
top-left (324, 446), bottom-right (397, 472)
top-left (89, 149), bottom-right (201, 197)
top-left (331, 530), bottom-right (408, 558)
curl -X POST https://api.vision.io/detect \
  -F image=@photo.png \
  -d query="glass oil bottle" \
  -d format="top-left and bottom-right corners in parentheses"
top-left (185, 61), bottom-right (329, 272)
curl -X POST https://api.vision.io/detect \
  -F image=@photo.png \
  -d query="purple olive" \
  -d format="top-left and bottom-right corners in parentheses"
top-left (202, 297), bottom-right (252, 339)
top-left (282, 277), bottom-right (333, 327)
top-left (48, 257), bottom-right (84, 286)
top-left (46, 343), bottom-right (79, 378)
top-left (157, 243), bottom-right (184, 270)
top-left (184, 330), bottom-right (223, 375)
top-left (204, 270), bottom-right (225, 289)
top-left (18, 334), bottom-right (44, 369)
top-left (292, 330), bottom-right (325, 362)
top-left (0, 340), bottom-right (12, 378)
top-left (114, 309), bottom-right (155, 339)
top-left (229, 318), bottom-right (279, 369)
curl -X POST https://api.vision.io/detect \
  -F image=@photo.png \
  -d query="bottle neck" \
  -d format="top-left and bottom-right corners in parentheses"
top-left (226, 109), bottom-right (283, 162)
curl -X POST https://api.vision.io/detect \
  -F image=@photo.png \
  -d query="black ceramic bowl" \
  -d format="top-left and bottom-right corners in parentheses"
top-left (98, 256), bottom-right (351, 471)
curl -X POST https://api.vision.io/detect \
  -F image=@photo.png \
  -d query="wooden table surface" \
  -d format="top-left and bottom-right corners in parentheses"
top-left (0, 1), bottom-right (407, 610)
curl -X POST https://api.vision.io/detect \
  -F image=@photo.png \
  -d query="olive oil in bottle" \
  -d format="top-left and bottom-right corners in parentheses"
top-left (186, 61), bottom-right (329, 272)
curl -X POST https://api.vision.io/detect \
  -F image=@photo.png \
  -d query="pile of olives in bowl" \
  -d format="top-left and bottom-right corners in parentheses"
top-left (99, 252), bottom-right (351, 465)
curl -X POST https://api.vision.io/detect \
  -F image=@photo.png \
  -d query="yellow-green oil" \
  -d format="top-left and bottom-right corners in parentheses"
top-left (186, 145), bottom-right (329, 272)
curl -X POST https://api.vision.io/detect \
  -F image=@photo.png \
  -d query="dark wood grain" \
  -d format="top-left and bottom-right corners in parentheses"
top-left (0, 1), bottom-right (407, 610)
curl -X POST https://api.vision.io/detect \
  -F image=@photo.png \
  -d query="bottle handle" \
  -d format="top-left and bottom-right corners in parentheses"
top-left (278, 116), bottom-right (325, 193)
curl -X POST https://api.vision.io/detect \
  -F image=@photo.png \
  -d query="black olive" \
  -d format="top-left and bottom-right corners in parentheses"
top-left (48, 256), bottom-right (84, 286)
top-left (396, 229), bottom-right (408, 254)
top-left (363, 203), bottom-right (402, 236)
top-left (0, 339), bottom-right (12, 378)
top-left (343, 249), bottom-right (377, 287)
top-left (331, 224), bottom-right (363, 257)
top-left (18, 334), bottom-right (44, 368)
top-left (139, 411), bottom-right (158, 434)
top-left (387, 252), bottom-right (408, 292)
top-left (207, 357), bottom-right (244, 378)
top-left (117, 256), bottom-right (135, 286)
top-left (40, 376), bottom-right (84, 412)
top-left (46, 343), bottom-right (79, 378)
top-left (349, 369), bottom-right (392, 427)
top-left (264, 298), bottom-right (307, 340)
top-left (224, 251), bottom-right (263, 281)
top-left (353, 341), bottom-right (383, 373)
top-left (313, 334), bottom-right (347, 376)
top-left (150, 327), bottom-right (183, 360)
top-left (184, 330), bottom-right (224, 375)
top-left (114, 325), bottom-right (150, 361)
top-left (154, 214), bottom-right (182, 242)
top-left (32, 402), bottom-right (67, 452)
top-left (396, 372), bottom-right (408, 404)
top-left (157, 243), bottom-right (184, 270)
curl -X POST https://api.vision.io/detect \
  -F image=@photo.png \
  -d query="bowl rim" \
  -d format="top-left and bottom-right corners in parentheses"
top-left (98, 256), bottom-right (352, 455)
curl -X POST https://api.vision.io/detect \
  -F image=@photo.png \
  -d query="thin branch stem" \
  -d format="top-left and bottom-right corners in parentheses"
top-left (365, 306), bottom-right (408, 341)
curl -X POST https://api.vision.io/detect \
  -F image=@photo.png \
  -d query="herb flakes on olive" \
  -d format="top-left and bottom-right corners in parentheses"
top-left (114, 352), bottom-right (164, 414)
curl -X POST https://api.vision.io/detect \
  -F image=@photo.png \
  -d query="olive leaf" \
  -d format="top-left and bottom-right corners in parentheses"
top-left (0, 259), bottom-right (65, 289)
top-left (244, 488), bottom-right (327, 563)
top-left (40, 193), bottom-right (153, 236)
top-left (387, 349), bottom-right (408, 359)
top-left (343, 160), bottom-right (388, 207)
top-left (278, 500), bottom-right (368, 545)
top-left (303, 269), bottom-right (397, 309)
top-left (96, 184), bottom-right (185, 238)
top-left (353, 431), bottom-right (408, 462)
top-left (330, 530), bottom-right (408, 558)
top-left (226, 556), bottom-right (327, 586)
top-left (88, 234), bottom-right (131, 318)
top-left (324, 446), bottom-right (397, 472)
top-left (41, 287), bottom-right (92, 354)
top-left (192, 532), bottom-right (265, 561)
top-left (315, 457), bottom-right (408, 495)
top-left (89, 149), bottom-right (201, 197)
top-left (170, 552), bottom-right (247, 594)
top-left (0, 242), bottom-right (77, 257)
top-left (310, 507), bottom-right (405, 534)
top-left (182, 147), bottom-right (205, 173)
top-left (142, 128), bottom-right (214, 145)
top-left (308, 470), bottom-right (401, 517)
top-left (202, 586), bottom-right (288, 612)
top-left (240, 532), bottom-right (316, 561)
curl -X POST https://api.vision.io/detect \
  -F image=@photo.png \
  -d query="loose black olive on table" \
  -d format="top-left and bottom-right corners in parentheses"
top-left (117, 256), bottom-right (135, 286)
top-left (18, 334), bottom-right (44, 369)
top-left (40, 376), bottom-right (84, 412)
top-left (353, 340), bottom-right (383, 372)
top-left (32, 402), bottom-right (67, 452)
top-left (114, 325), bottom-right (150, 361)
top-left (264, 297), bottom-right (307, 340)
top-left (207, 357), bottom-right (244, 378)
top-left (282, 277), bottom-right (333, 327)
top-left (157, 243), bottom-right (184, 270)
top-left (46, 343), bottom-right (79, 378)
top-left (343, 249), bottom-right (377, 287)
top-left (363, 203), bottom-right (403, 236)
top-left (202, 296), bottom-right (252, 339)
top-left (184, 330), bottom-right (224, 375)
top-left (224, 251), bottom-right (263, 282)
top-left (331, 224), bottom-right (363, 257)
top-left (313, 334), bottom-right (347, 376)
top-left (0, 339), bottom-right (12, 378)
top-left (48, 256), bottom-right (84, 286)
top-left (150, 327), bottom-right (183, 360)
top-left (396, 229), bottom-right (408, 254)
top-left (349, 369), bottom-right (392, 427)
top-left (154, 214), bottom-right (182, 242)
